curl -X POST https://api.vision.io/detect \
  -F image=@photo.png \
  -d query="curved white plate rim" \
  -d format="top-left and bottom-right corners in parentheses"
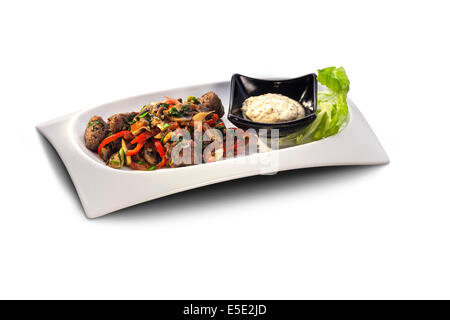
top-left (37, 80), bottom-right (389, 218)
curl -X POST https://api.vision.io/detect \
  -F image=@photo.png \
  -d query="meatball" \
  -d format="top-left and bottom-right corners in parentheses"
top-left (199, 91), bottom-right (224, 118)
top-left (108, 112), bottom-right (137, 133)
top-left (84, 116), bottom-right (108, 151)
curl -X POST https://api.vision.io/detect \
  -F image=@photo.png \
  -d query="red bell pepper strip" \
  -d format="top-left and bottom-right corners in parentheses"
top-left (156, 156), bottom-right (167, 169)
top-left (131, 130), bottom-right (154, 145)
top-left (164, 96), bottom-right (179, 105)
top-left (206, 113), bottom-right (219, 126)
top-left (153, 139), bottom-right (167, 169)
top-left (153, 139), bottom-right (165, 158)
top-left (126, 141), bottom-right (145, 156)
top-left (215, 122), bottom-right (225, 130)
top-left (98, 130), bottom-right (132, 158)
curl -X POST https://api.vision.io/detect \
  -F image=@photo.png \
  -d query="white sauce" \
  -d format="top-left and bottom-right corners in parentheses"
top-left (241, 93), bottom-right (305, 123)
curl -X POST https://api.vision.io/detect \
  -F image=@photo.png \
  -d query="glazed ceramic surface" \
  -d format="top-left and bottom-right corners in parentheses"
top-left (228, 73), bottom-right (317, 135)
top-left (37, 81), bottom-right (389, 218)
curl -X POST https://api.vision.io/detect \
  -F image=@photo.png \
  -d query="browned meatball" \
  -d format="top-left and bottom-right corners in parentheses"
top-left (108, 112), bottom-right (137, 133)
top-left (199, 91), bottom-right (225, 118)
top-left (84, 116), bottom-right (108, 151)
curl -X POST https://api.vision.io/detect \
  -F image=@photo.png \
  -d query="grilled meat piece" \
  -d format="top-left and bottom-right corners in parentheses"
top-left (199, 91), bottom-right (224, 117)
top-left (84, 116), bottom-right (108, 151)
top-left (108, 112), bottom-right (137, 133)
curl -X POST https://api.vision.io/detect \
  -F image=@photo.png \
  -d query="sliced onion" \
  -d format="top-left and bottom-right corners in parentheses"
top-left (192, 111), bottom-right (213, 121)
top-left (167, 116), bottom-right (193, 122)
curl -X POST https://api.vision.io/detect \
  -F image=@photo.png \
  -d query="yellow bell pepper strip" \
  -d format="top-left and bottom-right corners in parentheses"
top-left (187, 96), bottom-right (200, 104)
top-left (97, 130), bottom-right (132, 158)
top-left (162, 131), bottom-right (172, 144)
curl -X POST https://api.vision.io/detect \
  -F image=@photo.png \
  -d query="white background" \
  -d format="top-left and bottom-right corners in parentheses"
top-left (1, 0), bottom-right (449, 299)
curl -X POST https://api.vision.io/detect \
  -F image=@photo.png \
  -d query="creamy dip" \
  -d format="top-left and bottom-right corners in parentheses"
top-left (241, 93), bottom-right (305, 123)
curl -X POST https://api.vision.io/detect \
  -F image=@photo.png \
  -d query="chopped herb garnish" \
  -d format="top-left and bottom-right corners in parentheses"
top-left (127, 114), bottom-right (137, 125)
top-left (138, 111), bottom-right (149, 119)
top-left (88, 120), bottom-right (104, 127)
top-left (147, 165), bottom-right (156, 171)
top-left (167, 104), bottom-right (188, 117)
top-left (162, 123), bottom-right (170, 129)
top-left (187, 96), bottom-right (200, 104)
top-left (167, 107), bottom-right (182, 117)
top-left (137, 160), bottom-right (145, 165)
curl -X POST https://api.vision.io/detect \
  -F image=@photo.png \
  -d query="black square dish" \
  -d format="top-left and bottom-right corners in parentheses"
top-left (227, 73), bottom-right (317, 136)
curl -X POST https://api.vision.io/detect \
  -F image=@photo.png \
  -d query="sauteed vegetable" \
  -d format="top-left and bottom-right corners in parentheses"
top-left (84, 91), bottom-right (245, 170)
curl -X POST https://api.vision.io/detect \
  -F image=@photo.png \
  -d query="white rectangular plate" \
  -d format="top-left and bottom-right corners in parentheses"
top-left (37, 81), bottom-right (388, 218)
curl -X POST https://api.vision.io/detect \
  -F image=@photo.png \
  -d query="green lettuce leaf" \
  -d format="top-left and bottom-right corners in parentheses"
top-left (279, 66), bottom-right (350, 147)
